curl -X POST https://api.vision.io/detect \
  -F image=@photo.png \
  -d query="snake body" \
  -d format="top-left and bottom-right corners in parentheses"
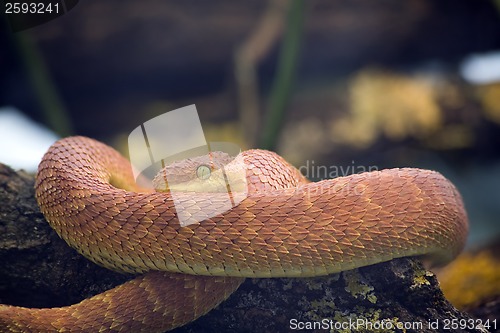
top-left (0, 136), bottom-right (468, 332)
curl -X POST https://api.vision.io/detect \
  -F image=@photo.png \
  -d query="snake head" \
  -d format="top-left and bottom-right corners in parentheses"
top-left (152, 151), bottom-right (247, 194)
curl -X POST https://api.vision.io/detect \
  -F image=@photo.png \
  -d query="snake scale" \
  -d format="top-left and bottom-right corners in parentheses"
top-left (0, 136), bottom-right (468, 332)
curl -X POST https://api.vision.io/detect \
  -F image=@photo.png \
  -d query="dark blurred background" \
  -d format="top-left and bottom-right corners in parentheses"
top-left (1, 0), bottom-right (500, 249)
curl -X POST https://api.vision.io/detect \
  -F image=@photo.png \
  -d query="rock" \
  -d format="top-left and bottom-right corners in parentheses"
top-left (175, 259), bottom-right (490, 333)
top-left (0, 163), bottom-right (130, 308)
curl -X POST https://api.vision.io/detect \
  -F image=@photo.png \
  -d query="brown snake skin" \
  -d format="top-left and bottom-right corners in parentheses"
top-left (0, 136), bottom-right (468, 332)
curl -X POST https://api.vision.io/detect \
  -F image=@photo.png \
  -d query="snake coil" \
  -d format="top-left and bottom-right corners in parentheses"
top-left (0, 136), bottom-right (468, 332)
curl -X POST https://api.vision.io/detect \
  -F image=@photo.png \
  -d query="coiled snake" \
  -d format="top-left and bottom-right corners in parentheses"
top-left (0, 136), bottom-right (468, 332)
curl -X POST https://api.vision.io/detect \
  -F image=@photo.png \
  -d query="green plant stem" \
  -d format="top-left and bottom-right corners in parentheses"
top-left (15, 30), bottom-right (73, 136)
top-left (259, 0), bottom-right (304, 150)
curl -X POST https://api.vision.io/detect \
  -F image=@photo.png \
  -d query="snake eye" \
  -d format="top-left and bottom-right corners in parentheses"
top-left (196, 165), bottom-right (211, 180)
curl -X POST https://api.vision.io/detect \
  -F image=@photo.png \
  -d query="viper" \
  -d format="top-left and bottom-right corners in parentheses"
top-left (0, 136), bottom-right (468, 332)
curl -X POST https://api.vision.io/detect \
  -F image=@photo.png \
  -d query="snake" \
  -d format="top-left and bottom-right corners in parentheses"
top-left (0, 136), bottom-right (468, 332)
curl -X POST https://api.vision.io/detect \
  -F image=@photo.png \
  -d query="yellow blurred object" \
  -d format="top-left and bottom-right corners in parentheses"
top-left (477, 83), bottom-right (500, 124)
top-left (203, 122), bottom-right (248, 150)
top-left (424, 124), bottom-right (474, 149)
top-left (331, 69), bottom-right (442, 148)
top-left (437, 251), bottom-right (500, 310)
